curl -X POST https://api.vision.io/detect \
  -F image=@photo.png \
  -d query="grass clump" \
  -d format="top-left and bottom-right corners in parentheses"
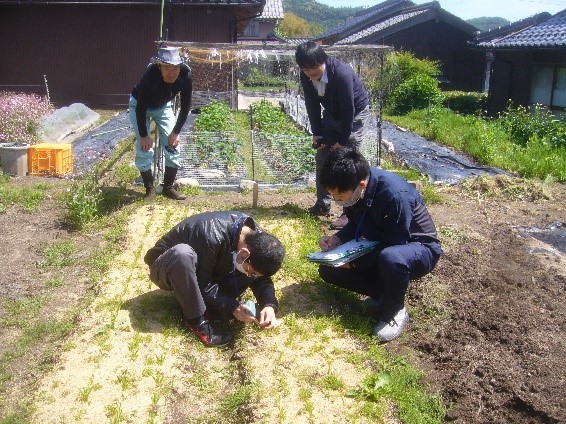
top-left (385, 106), bottom-right (566, 181)
top-left (0, 175), bottom-right (50, 213)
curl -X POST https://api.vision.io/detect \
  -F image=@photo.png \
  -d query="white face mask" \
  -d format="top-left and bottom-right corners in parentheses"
top-left (232, 249), bottom-right (249, 274)
top-left (334, 185), bottom-right (365, 208)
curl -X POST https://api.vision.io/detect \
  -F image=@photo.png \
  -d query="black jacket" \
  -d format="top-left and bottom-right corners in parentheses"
top-left (131, 63), bottom-right (192, 138)
top-left (144, 211), bottom-right (278, 319)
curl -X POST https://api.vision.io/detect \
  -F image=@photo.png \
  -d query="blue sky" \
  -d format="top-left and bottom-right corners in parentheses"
top-left (316, 0), bottom-right (566, 22)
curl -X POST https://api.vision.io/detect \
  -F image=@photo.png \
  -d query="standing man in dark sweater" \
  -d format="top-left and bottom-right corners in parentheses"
top-left (295, 41), bottom-right (371, 229)
top-left (129, 46), bottom-right (192, 201)
top-left (317, 149), bottom-right (442, 342)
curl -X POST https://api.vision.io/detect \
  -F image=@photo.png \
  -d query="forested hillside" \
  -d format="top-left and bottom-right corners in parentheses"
top-left (467, 17), bottom-right (510, 31)
top-left (283, 0), bottom-right (364, 32)
top-left (282, 0), bottom-right (509, 36)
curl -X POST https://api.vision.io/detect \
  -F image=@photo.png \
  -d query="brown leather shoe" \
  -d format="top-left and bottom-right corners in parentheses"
top-left (330, 213), bottom-right (348, 229)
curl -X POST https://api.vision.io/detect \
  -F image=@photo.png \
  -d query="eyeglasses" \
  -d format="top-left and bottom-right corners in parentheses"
top-left (244, 262), bottom-right (262, 279)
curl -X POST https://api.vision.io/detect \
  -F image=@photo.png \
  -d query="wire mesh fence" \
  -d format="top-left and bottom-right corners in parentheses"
top-left (157, 91), bottom-right (382, 188)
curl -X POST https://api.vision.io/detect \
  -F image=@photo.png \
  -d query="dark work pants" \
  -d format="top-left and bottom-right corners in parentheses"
top-left (149, 244), bottom-right (205, 320)
top-left (318, 242), bottom-right (440, 320)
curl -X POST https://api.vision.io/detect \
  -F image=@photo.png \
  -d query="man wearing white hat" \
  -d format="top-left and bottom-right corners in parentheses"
top-left (129, 46), bottom-right (192, 201)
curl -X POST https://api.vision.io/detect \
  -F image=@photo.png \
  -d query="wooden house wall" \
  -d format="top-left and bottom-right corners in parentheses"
top-left (364, 20), bottom-right (484, 92)
top-left (0, 4), bottom-right (236, 109)
top-left (488, 49), bottom-right (566, 114)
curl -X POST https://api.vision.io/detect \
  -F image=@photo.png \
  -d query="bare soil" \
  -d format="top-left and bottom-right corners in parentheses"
top-left (0, 172), bottom-right (564, 423)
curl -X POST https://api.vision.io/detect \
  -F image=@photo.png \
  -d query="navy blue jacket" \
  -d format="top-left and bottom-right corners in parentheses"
top-left (335, 167), bottom-right (442, 270)
top-left (300, 56), bottom-right (369, 145)
top-left (131, 63), bottom-right (192, 138)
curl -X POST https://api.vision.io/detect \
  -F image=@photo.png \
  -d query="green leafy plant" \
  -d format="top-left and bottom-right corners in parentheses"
top-left (194, 100), bottom-right (232, 133)
top-left (192, 100), bottom-right (241, 169)
top-left (241, 67), bottom-right (288, 88)
top-left (498, 103), bottom-right (566, 148)
top-left (366, 51), bottom-right (441, 106)
top-left (63, 173), bottom-right (103, 230)
top-left (250, 100), bottom-right (315, 181)
top-left (387, 74), bottom-right (443, 115)
top-left (442, 91), bottom-right (487, 116)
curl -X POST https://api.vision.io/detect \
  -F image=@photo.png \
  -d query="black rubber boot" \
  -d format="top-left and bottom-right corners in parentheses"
top-left (140, 170), bottom-right (156, 202)
top-left (162, 166), bottom-right (186, 200)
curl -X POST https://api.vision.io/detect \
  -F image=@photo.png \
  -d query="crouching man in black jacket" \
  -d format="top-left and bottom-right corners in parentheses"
top-left (144, 211), bottom-right (285, 347)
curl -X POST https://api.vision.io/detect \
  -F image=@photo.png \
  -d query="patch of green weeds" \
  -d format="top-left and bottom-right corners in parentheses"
top-left (298, 386), bottom-right (315, 421)
top-left (350, 346), bottom-right (445, 424)
top-left (128, 332), bottom-right (146, 360)
top-left (105, 400), bottom-right (126, 424)
top-left (40, 240), bottom-right (73, 268)
top-left (114, 370), bottom-right (135, 391)
top-left (0, 176), bottom-right (50, 213)
top-left (218, 385), bottom-right (255, 421)
top-left (437, 224), bottom-right (466, 244)
top-left (63, 173), bottom-right (103, 230)
top-left (317, 374), bottom-right (345, 391)
top-left (45, 276), bottom-right (64, 289)
top-left (113, 162), bottom-right (139, 189)
top-left (77, 377), bottom-right (102, 403)
top-left (2, 296), bottom-right (47, 328)
top-left (180, 186), bottom-right (202, 196)
top-left (0, 401), bottom-right (33, 424)
top-left (461, 174), bottom-right (552, 201)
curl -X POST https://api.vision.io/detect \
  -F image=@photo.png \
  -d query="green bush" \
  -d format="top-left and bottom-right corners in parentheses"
top-left (366, 51), bottom-right (441, 105)
top-left (387, 74), bottom-right (442, 115)
top-left (442, 91), bottom-right (487, 115)
top-left (498, 103), bottom-right (566, 148)
top-left (241, 68), bottom-right (287, 88)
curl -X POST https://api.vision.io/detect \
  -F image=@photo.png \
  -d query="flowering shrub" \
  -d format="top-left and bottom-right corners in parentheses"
top-left (0, 91), bottom-right (53, 145)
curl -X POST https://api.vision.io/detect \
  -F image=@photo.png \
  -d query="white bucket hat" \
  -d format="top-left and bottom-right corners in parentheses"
top-left (154, 46), bottom-right (186, 66)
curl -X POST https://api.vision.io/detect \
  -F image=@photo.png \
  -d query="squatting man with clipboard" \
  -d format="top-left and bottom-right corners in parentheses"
top-left (144, 211), bottom-right (285, 347)
top-left (316, 149), bottom-right (443, 342)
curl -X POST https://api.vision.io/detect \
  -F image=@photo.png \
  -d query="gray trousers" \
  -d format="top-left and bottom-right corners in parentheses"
top-left (315, 106), bottom-right (371, 208)
top-left (149, 244), bottom-right (205, 320)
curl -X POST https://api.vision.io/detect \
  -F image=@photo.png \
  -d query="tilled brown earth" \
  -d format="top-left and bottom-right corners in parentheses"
top-left (410, 185), bottom-right (566, 423)
top-left (0, 176), bottom-right (564, 423)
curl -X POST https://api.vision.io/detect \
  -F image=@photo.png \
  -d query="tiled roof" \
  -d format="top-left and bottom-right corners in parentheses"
top-left (258, 0), bottom-right (283, 20)
top-left (477, 8), bottom-right (566, 48)
top-left (316, 0), bottom-right (415, 40)
top-left (316, 0), bottom-right (475, 44)
top-left (475, 12), bottom-right (551, 42)
top-left (286, 37), bottom-right (312, 45)
top-left (337, 9), bottom-right (427, 44)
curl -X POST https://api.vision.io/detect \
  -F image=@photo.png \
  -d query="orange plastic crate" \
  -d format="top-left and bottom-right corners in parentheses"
top-left (28, 143), bottom-right (73, 176)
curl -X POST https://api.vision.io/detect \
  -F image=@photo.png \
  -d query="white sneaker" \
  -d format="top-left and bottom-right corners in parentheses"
top-left (373, 307), bottom-right (409, 342)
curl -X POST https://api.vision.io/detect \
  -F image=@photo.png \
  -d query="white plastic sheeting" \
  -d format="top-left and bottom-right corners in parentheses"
top-left (38, 103), bottom-right (100, 142)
